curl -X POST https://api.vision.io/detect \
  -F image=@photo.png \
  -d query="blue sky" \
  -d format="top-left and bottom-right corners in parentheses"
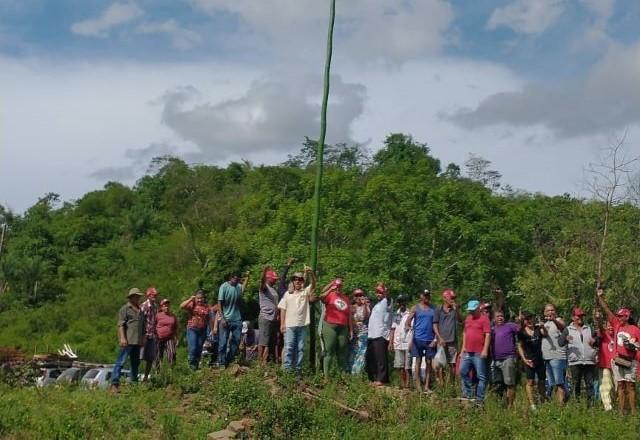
top-left (1, 0), bottom-right (639, 211)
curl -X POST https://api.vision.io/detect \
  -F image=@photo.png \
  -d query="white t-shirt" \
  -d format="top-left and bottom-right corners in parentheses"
top-left (278, 286), bottom-right (312, 328)
top-left (392, 309), bottom-right (412, 351)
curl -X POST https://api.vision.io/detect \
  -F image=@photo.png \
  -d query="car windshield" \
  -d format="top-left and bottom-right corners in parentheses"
top-left (59, 369), bottom-right (77, 378)
top-left (84, 370), bottom-right (99, 379)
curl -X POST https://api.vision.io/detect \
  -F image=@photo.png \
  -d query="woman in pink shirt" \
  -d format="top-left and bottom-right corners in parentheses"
top-left (156, 299), bottom-right (178, 366)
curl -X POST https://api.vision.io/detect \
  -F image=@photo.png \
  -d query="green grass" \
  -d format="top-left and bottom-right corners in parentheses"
top-left (1, 366), bottom-right (639, 439)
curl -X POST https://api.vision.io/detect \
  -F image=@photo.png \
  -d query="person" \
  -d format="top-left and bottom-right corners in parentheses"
top-left (277, 266), bottom-right (317, 372)
top-left (389, 294), bottom-right (411, 388)
top-left (156, 298), bottom-right (178, 367)
top-left (349, 288), bottom-right (370, 374)
top-left (366, 283), bottom-right (393, 385)
top-left (258, 265), bottom-right (282, 363)
top-left (320, 277), bottom-right (352, 376)
top-left (140, 287), bottom-right (159, 381)
top-left (240, 321), bottom-right (258, 362)
top-left (562, 307), bottom-right (597, 405)
top-left (206, 303), bottom-right (221, 367)
top-left (595, 310), bottom-right (616, 411)
top-left (180, 290), bottom-right (214, 370)
top-left (405, 289), bottom-right (442, 393)
top-left (541, 303), bottom-right (567, 404)
top-left (597, 288), bottom-right (640, 414)
top-left (435, 289), bottom-right (463, 386)
top-left (459, 300), bottom-right (491, 404)
top-left (517, 311), bottom-right (547, 410)
top-left (110, 288), bottom-right (146, 393)
top-left (218, 272), bottom-right (250, 368)
top-left (491, 310), bottom-right (519, 408)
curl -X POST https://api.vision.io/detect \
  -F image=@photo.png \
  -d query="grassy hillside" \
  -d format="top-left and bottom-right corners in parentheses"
top-left (1, 366), bottom-right (638, 439)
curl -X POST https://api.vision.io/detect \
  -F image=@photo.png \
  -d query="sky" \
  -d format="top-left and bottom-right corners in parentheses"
top-left (1, 0), bottom-right (639, 212)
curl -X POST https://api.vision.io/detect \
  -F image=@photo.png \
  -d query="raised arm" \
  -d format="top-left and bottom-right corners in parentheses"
top-left (180, 296), bottom-right (195, 310)
top-left (304, 265), bottom-right (317, 295)
top-left (597, 288), bottom-right (615, 321)
top-left (241, 271), bottom-right (250, 293)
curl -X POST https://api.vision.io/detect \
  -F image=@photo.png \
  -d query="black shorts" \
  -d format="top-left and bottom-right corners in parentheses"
top-left (525, 360), bottom-right (546, 381)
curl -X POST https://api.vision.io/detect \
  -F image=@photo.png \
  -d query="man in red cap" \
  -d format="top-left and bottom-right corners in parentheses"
top-left (258, 260), bottom-right (294, 363)
top-left (140, 286), bottom-right (159, 381)
top-left (435, 288), bottom-right (463, 386)
top-left (561, 306), bottom-right (597, 404)
top-left (597, 287), bottom-right (640, 414)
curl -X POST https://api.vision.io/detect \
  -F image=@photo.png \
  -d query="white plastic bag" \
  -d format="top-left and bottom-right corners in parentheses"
top-left (433, 345), bottom-right (447, 369)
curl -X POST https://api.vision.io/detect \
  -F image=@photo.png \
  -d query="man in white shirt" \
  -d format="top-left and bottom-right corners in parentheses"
top-left (366, 282), bottom-right (393, 385)
top-left (277, 266), bottom-right (317, 372)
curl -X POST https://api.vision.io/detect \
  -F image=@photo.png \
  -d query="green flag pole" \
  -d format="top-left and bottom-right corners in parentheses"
top-left (310, 0), bottom-right (336, 371)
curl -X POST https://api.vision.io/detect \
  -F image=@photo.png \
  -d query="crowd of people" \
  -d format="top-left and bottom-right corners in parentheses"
top-left (108, 261), bottom-right (640, 414)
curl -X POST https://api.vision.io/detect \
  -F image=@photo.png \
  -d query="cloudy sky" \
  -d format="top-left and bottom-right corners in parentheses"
top-left (1, 0), bottom-right (639, 211)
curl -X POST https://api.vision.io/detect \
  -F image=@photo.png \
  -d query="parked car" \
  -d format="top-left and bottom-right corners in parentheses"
top-left (81, 368), bottom-right (129, 389)
top-left (56, 367), bottom-right (89, 385)
top-left (36, 368), bottom-right (64, 387)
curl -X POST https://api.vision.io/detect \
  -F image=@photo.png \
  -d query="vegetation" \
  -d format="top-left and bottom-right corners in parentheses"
top-left (1, 133), bottom-right (640, 363)
top-left (1, 366), bottom-right (639, 439)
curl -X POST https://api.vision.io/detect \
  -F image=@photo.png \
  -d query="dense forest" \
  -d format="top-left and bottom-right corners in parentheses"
top-left (1, 133), bottom-right (639, 362)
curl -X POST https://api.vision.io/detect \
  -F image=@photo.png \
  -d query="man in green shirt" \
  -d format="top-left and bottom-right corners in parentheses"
top-left (218, 272), bottom-right (249, 367)
top-left (110, 288), bottom-right (146, 393)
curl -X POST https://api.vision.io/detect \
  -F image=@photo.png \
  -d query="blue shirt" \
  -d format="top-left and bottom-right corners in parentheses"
top-left (368, 298), bottom-right (392, 340)
top-left (413, 305), bottom-right (436, 342)
top-left (218, 282), bottom-right (243, 321)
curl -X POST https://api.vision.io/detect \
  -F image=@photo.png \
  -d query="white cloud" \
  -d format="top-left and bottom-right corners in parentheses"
top-left (572, 0), bottom-right (616, 52)
top-left (486, 0), bottom-right (565, 35)
top-left (160, 72), bottom-right (366, 161)
top-left (136, 19), bottom-right (202, 50)
top-left (445, 42), bottom-right (640, 139)
top-left (189, 0), bottom-right (454, 64)
top-left (71, 2), bottom-right (143, 38)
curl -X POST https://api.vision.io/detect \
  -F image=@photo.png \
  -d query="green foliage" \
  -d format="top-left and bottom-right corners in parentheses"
top-left (1, 133), bottom-right (640, 358)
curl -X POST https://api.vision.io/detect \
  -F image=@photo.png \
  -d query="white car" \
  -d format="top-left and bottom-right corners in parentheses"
top-left (81, 368), bottom-right (130, 389)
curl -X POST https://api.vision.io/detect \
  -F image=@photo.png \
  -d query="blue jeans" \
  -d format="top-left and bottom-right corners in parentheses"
top-left (546, 358), bottom-right (567, 387)
top-left (218, 319), bottom-right (242, 367)
top-left (283, 326), bottom-right (307, 371)
top-left (112, 345), bottom-right (140, 385)
top-left (187, 327), bottom-right (207, 369)
top-left (460, 352), bottom-right (488, 401)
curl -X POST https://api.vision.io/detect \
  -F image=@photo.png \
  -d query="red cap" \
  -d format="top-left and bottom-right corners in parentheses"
top-left (442, 289), bottom-right (456, 301)
top-left (353, 288), bottom-right (365, 297)
top-left (479, 302), bottom-right (491, 311)
top-left (616, 308), bottom-right (631, 318)
top-left (265, 270), bottom-right (279, 282)
top-left (572, 307), bottom-right (585, 317)
top-left (160, 298), bottom-right (170, 306)
top-left (146, 287), bottom-right (158, 297)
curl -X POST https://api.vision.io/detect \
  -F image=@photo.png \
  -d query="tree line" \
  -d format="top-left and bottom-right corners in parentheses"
top-left (0, 133), bottom-right (638, 361)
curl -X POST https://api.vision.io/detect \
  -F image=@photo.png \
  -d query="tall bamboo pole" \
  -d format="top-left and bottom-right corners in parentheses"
top-left (309, 0), bottom-right (336, 370)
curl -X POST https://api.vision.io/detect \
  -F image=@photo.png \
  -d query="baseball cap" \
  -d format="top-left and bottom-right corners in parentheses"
top-left (397, 294), bottom-right (408, 304)
top-left (467, 300), bottom-right (480, 311)
top-left (160, 298), bottom-right (170, 306)
top-left (572, 307), bottom-right (586, 317)
top-left (616, 308), bottom-right (631, 318)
